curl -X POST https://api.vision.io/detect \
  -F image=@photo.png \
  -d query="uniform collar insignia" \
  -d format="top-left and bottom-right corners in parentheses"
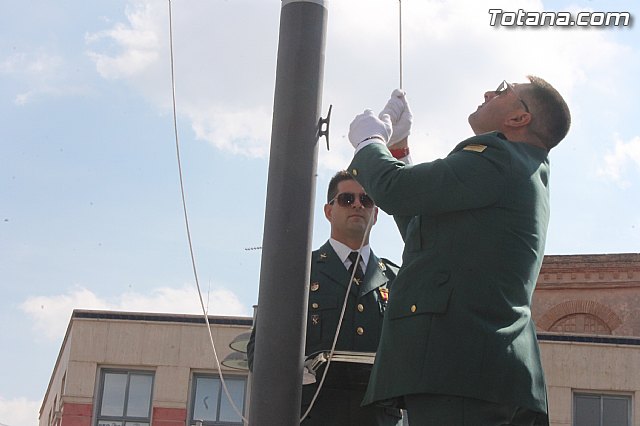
top-left (378, 260), bottom-right (386, 271)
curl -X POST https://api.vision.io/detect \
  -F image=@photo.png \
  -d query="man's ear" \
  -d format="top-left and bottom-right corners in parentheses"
top-left (323, 203), bottom-right (332, 221)
top-left (505, 111), bottom-right (531, 129)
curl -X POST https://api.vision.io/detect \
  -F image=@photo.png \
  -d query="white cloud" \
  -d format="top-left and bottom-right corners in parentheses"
top-left (20, 284), bottom-right (249, 342)
top-left (85, 0), bottom-right (279, 158)
top-left (82, 0), bottom-right (637, 176)
top-left (85, 1), bottom-right (161, 79)
top-left (187, 105), bottom-right (272, 158)
top-left (597, 136), bottom-right (640, 186)
top-left (0, 396), bottom-right (40, 426)
top-left (1, 47), bottom-right (99, 105)
top-left (20, 288), bottom-right (110, 340)
top-left (0, 52), bottom-right (62, 76)
top-left (13, 86), bottom-right (92, 106)
top-left (0, 51), bottom-right (80, 105)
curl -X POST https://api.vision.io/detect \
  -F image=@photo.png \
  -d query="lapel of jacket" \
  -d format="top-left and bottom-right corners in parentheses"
top-left (360, 250), bottom-right (389, 296)
top-left (314, 242), bottom-right (389, 296)
top-left (314, 241), bottom-right (352, 291)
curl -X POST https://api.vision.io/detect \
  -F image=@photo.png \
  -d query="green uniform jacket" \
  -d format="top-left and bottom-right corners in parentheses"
top-left (306, 241), bottom-right (399, 357)
top-left (247, 241), bottom-right (399, 372)
top-left (348, 132), bottom-right (549, 414)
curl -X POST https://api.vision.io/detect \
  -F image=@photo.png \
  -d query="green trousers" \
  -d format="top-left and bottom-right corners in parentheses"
top-left (301, 386), bottom-right (403, 426)
top-left (404, 393), bottom-right (548, 426)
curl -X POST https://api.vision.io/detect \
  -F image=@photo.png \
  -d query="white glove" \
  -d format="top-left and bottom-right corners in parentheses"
top-left (379, 89), bottom-right (413, 145)
top-left (348, 109), bottom-right (393, 149)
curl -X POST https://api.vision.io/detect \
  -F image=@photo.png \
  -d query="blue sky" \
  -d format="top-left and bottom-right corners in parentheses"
top-left (1, 0), bottom-right (639, 424)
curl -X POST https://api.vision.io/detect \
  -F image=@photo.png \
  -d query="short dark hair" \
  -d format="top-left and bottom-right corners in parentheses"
top-left (524, 75), bottom-right (571, 150)
top-left (327, 170), bottom-right (355, 203)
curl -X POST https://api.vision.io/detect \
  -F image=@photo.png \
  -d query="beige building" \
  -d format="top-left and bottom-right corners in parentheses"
top-left (39, 311), bottom-right (253, 426)
top-left (40, 253), bottom-right (640, 426)
top-left (533, 253), bottom-right (640, 426)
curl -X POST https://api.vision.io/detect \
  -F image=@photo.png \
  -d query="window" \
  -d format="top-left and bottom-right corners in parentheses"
top-left (574, 393), bottom-right (631, 426)
top-left (190, 374), bottom-right (247, 425)
top-left (96, 369), bottom-right (154, 426)
top-left (551, 314), bottom-right (611, 334)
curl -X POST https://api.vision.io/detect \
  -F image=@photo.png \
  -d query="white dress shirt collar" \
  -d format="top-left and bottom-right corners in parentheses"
top-left (329, 238), bottom-right (371, 269)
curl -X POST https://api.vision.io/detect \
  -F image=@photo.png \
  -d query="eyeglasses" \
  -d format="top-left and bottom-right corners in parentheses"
top-left (495, 80), bottom-right (530, 113)
top-left (329, 192), bottom-right (375, 209)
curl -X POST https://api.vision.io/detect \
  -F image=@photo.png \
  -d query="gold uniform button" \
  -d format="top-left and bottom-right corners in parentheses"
top-left (410, 304), bottom-right (417, 313)
top-left (356, 327), bottom-right (364, 335)
top-left (357, 304), bottom-right (364, 312)
top-left (351, 168), bottom-right (358, 176)
top-left (312, 303), bottom-right (319, 309)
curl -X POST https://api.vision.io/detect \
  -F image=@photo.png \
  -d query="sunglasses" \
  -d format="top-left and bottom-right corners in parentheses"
top-left (495, 80), bottom-right (530, 113)
top-left (329, 192), bottom-right (375, 209)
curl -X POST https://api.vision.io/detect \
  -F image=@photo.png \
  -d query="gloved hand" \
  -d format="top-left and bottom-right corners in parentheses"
top-left (348, 109), bottom-right (393, 149)
top-left (379, 89), bottom-right (412, 145)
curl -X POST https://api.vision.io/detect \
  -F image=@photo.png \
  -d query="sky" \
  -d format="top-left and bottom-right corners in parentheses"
top-left (1, 0), bottom-right (639, 424)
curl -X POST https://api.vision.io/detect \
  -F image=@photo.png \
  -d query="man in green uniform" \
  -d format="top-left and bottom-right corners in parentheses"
top-left (247, 170), bottom-right (403, 426)
top-left (345, 77), bottom-right (571, 425)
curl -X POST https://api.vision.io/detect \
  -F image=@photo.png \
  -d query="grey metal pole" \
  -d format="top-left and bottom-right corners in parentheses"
top-left (249, 1), bottom-right (328, 425)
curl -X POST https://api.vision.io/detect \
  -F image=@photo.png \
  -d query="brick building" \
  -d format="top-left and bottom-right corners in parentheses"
top-left (533, 253), bottom-right (640, 425)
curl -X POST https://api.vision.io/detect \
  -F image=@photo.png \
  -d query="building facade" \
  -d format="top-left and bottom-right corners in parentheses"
top-left (40, 253), bottom-right (640, 426)
top-left (39, 311), bottom-right (253, 426)
top-left (533, 253), bottom-right (640, 426)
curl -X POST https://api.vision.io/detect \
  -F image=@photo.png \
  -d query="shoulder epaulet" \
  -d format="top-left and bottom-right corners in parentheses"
top-left (379, 257), bottom-right (400, 272)
top-left (454, 132), bottom-right (507, 155)
top-left (380, 257), bottom-right (399, 267)
top-left (463, 144), bottom-right (487, 153)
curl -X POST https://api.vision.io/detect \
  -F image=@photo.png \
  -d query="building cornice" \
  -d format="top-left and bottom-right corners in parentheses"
top-left (538, 253), bottom-right (640, 290)
top-left (72, 309), bottom-right (253, 326)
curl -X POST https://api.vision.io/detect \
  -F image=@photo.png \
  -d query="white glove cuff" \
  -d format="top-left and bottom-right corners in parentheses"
top-left (355, 136), bottom-right (386, 155)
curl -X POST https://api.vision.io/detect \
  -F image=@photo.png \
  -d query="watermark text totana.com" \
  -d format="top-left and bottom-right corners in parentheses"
top-left (489, 9), bottom-right (632, 27)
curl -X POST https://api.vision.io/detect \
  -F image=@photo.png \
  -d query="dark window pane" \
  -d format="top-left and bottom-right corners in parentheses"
top-left (574, 395), bottom-right (600, 426)
top-left (101, 373), bottom-right (127, 416)
top-left (219, 379), bottom-right (245, 422)
top-left (603, 397), bottom-right (629, 426)
top-left (126, 374), bottom-right (153, 417)
top-left (193, 377), bottom-right (220, 421)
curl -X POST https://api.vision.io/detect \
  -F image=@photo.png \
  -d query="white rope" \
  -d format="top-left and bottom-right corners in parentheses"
top-left (167, 1), bottom-right (248, 424)
top-left (399, 0), bottom-right (403, 89)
